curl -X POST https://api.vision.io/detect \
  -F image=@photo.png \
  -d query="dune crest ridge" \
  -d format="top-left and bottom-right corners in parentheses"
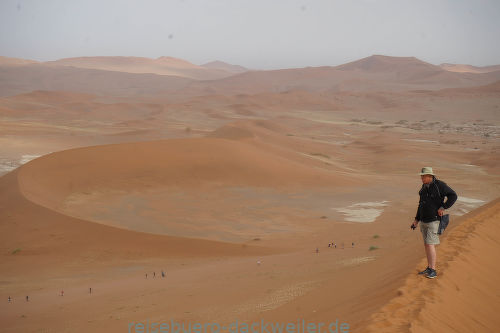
top-left (17, 137), bottom-right (351, 211)
top-left (365, 198), bottom-right (500, 332)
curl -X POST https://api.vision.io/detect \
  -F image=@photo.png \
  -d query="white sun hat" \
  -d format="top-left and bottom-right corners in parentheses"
top-left (419, 166), bottom-right (435, 176)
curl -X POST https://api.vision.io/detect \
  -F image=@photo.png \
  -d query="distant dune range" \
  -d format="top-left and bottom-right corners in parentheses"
top-left (44, 56), bottom-right (245, 80)
top-left (1, 55), bottom-right (500, 97)
top-left (187, 55), bottom-right (500, 95)
top-left (440, 62), bottom-right (500, 74)
top-left (0, 55), bottom-right (247, 97)
top-left (0, 63), bottom-right (194, 97)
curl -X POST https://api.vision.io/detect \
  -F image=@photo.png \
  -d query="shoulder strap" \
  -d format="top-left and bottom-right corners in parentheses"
top-left (434, 179), bottom-right (445, 203)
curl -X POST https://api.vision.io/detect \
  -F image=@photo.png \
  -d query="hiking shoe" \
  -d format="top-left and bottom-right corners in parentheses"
top-left (426, 269), bottom-right (437, 279)
top-left (418, 267), bottom-right (432, 275)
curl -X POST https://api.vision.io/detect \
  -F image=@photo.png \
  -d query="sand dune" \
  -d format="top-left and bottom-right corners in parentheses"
top-left (0, 167), bottom-right (275, 270)
top-left (17, 137), bottom-right (352, 206)
top-left (201, 60), bottom-right (248, 74)
top-left (0, 56), bottom-right (39, 66)
top-left (183, 55), bottom-right (500, 95)
top-left (430, 80), bottom-right (500, 95)
top-left (5, 90), bottom-right (95, 105)
top-left (46, 56), bottom-right (238, 80)
top-left (0, 63), bottom-right (193, 97)
top-left (440, 63), bottom-right (500, 73)
top-left (337, 55), bottom-right (439, 73)
top-left (0, 89), bottom-right (166, 123)
top-left (365, 198), bottom-right (500, 332)
top-left (14, 134), bottom-right (360, 241)
top-left (332, 55), bottom-right (500, 86)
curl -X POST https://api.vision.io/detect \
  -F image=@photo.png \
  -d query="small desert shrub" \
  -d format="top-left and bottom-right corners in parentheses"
top-left (369, 246), bottom-right (379, 251)
top-left (12, 248), bottom-right (21, 255)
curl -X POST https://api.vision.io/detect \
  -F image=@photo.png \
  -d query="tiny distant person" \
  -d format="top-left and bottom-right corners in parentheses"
top-left (411, 167), bottom-right (457, 279)
top-left (161, 270), bottom-right (165, 278)
top-left (352, 242), bottom-right (354, 248)
top-left (145, 273), bottom-right (148, 279)
top-left (153, 272), bottom-right (156, 278)
top-left (89, 287), bottom-right (92, 294)
top-left (315, 247), bottom-right (319, 254)
top-left (8, 296), bottom-right (11, 303)
top-left (60, 290), bottom-right (64, 297)
top-left (334, 243), bottom-right (337, 249)
top-left (26, 295), bottom-right (29, 302)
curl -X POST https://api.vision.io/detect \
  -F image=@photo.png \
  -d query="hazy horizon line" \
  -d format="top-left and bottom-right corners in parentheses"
top-left (3, 53), bottom-right (500, 72)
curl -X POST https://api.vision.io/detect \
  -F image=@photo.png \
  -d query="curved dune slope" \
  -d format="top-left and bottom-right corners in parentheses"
top-left (17, 137), bottom-right (352, 241)
top-left (365, 198), bottom-right (500, 332)
top-left (0, 169), bottom-right (274, 272)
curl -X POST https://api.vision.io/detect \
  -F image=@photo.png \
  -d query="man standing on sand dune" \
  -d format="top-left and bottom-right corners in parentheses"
top-left (411, 167), bottom-right (457, 279)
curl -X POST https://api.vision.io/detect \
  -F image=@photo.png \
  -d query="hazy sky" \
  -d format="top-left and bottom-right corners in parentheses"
top-left (1, 0), bottom-right (499, 69)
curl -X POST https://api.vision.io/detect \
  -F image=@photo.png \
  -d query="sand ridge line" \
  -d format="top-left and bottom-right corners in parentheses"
top-left (364, 197), bottom-right (500, 332)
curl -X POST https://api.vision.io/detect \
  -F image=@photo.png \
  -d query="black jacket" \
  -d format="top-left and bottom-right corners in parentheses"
top-left (415, 178), bottom-right (457, 223)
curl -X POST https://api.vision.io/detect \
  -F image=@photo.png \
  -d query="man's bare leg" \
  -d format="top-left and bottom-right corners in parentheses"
top-left (424, 244), bottom-right (436, 269)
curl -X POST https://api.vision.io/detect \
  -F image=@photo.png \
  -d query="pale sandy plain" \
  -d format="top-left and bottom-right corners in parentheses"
top-left (0, 55), bottom-right (499, 332)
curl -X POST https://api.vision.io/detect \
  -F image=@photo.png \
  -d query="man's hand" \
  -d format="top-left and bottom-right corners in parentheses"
top-left (438, 208), bottom-right (445, 217)
top-left (411, 220), bottom-right (418, 230)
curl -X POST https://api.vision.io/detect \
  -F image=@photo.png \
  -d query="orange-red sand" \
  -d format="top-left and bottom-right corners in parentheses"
top-left (366, 198), bottom-right (500, 332)
top-left (1, 55), bottom-right (499, 333)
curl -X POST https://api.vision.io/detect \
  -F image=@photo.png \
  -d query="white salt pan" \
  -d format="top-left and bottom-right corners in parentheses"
top-left (333, 201), bottom-right (389, 222)
top-left (0, 154), bottom-right (42, 176)
top-left (402, 139), bottom-right (439, 144)
top-left (0, 164), bottom-right (17, 174)
top-left (457, 197), bottom-right (485, 204)
top-left (20, 154), bottom-right (41, 164)
top-left (452, 196), bottom-right (485, 216)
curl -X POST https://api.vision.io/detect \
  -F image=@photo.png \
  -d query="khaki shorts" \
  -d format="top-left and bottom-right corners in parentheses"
top-left (420, 221), bottom-right (440, 245)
